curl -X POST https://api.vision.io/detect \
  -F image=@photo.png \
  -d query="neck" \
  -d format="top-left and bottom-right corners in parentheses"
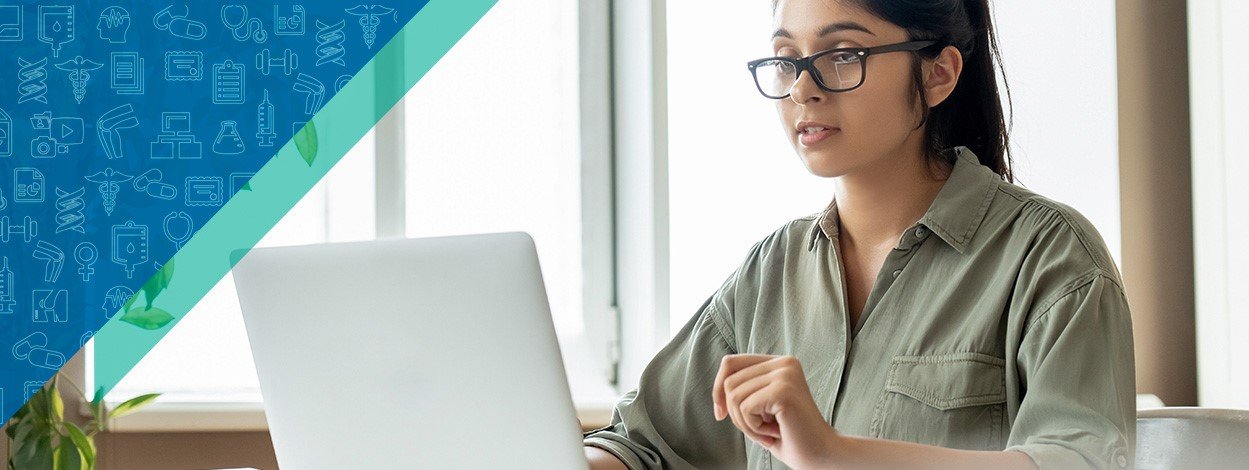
top-left (834, 143), bottom-right (952, 250)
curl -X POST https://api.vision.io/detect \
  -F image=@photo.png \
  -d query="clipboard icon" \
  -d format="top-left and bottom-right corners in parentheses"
top-left (214, 60), bottom-right (245, 104)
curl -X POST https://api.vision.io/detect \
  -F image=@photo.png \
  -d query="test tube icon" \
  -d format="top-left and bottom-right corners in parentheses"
top-left (257, 89), bottom-right (276, 147)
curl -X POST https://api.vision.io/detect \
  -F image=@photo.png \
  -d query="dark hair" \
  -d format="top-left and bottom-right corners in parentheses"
top-left (772, 0), bottom-right (1015, 183)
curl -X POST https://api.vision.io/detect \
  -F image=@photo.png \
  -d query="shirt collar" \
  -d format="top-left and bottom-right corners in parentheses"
top-left (806, 145), bottom-right (1001, 254)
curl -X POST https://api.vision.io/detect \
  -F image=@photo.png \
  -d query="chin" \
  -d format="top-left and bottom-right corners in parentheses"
top-left (798, 150), bottom-right (853, 178)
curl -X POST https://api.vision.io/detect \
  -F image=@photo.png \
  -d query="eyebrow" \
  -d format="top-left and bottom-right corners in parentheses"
top-left (772, 21), bottom-right (877, 40)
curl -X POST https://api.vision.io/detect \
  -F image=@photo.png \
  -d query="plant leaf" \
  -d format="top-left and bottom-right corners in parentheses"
top-left (48, 376), bottom-right (64, 424)
top-left (294, 120), bottom-right (319, 166)
top-left (119, 307), bottom-right (175, 330)
top-left (62, 422), bottom-right (94, 469)
top-left (108, 393), bottom-right (161, 420)
top-left (53, 437), bottom-right (82, 470)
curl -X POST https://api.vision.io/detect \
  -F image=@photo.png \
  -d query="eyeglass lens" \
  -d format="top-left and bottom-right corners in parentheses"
top-left (754, 50), bottom-right (863, 97)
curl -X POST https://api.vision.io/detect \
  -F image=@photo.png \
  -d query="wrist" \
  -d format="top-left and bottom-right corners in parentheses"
top-left (819, 427), bottom-right (849, 469)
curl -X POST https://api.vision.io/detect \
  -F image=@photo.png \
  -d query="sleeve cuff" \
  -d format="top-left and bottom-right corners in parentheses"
top-left (584, 436), bottom-right (649, 470)
top-left (1005, 442), bottom-right (1130, 470)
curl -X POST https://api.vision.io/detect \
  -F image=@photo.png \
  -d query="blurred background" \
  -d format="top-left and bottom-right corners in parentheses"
top-left (8, 0), bottom-right (1241, 468)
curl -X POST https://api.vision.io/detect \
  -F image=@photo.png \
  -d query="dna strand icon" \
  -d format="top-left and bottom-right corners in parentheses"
top-left (54, 187), bottom-right (86, 234)
top-left (345, 5), bottom-right (395, 49)
top-left (84, 168), bottom-right (133, 216)
top-left (18, 57), bottom-right (49, 104)
top-left (315, 19), bottom-right (346, 66)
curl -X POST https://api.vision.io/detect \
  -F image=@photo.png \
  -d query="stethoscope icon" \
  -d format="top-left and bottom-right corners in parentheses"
top-left (221, 5), bottom-right (267, 43)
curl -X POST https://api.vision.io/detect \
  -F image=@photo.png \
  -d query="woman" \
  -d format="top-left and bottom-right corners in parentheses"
top-left (583, 0), bottom-right (1136, 468)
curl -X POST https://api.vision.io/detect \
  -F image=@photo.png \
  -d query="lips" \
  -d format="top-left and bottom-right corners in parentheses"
top-left (796, 120), bottom-right (840, 146)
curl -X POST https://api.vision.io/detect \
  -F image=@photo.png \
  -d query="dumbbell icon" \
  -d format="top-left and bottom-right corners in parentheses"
top-left (256, 48), bottom-right (299, 76)
top-left (0, 216), bottom-right (37, 243)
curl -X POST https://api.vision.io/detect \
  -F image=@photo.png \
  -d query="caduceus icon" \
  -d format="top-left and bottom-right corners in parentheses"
top-left (85, 168), bottom-right (133, 216)
top-left (345, 5), bottom-right (395, 49)
top-left (55, 56), bottom-right (104, 104)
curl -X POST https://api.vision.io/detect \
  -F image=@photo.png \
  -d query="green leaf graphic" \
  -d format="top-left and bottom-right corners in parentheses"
top-left (119, 307), bottom-right (174, 330)
top-left (295, 121), bottom-right (319, 166)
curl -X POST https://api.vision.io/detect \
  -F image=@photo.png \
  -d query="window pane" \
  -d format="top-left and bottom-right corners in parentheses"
top-left (402, 0), bottom-right (609, 398)
top-left (402, 0), bottom-right (582, 336)
top-left (667, 2), bottom-right (833, 335)
top-left (102, 130), bottom-right (376, 402)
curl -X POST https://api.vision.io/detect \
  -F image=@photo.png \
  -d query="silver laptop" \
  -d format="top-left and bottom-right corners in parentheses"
top-left (231, 232), bottom-right (589, 469)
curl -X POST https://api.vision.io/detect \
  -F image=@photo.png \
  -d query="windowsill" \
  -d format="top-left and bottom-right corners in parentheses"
top-left (94, 394), bottom-right (619, 433)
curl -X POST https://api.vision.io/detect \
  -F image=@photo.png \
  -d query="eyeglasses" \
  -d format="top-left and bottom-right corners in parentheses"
top-left (746, 40), bottom-right (941, 99)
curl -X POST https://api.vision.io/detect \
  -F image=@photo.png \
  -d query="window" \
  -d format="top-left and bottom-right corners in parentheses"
top-left (101, 130), bottom-right (376, 403)
top-left (96, 0), bottom-right (617, 408)
top-left (665, 1), bottom-right (1121, 337)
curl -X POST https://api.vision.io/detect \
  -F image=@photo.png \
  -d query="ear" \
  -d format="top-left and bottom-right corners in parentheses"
top-left (923, 45), bottom-right (964, 107)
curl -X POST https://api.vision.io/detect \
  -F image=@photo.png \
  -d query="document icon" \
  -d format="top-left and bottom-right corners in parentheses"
top-left (111, 52), bottom-right (144, 95)
top-left (213, 60), bottom-right (245, 104)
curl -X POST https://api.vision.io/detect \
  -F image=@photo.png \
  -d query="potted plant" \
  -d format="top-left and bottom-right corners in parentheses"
top-left (5, 373), bottom-right (159, 470)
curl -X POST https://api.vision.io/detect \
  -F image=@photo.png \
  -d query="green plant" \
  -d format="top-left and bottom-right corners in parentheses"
top-left (5, 373), bottom-right (159, 470)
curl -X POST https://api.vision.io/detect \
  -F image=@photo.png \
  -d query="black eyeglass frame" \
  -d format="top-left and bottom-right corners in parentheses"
top-left (746, 40), bottom-right (942, 99)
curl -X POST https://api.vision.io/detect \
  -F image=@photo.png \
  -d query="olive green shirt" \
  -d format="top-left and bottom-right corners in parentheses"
top-left (583, 146), bottom-right (1136, 470)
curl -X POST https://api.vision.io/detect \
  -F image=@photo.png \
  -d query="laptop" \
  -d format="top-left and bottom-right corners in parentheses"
top-left (231, 232), bottom-right (590, 469)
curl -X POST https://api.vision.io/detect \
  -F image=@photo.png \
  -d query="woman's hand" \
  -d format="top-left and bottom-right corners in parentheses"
top-left (712, 354), bottom-right (841, 469)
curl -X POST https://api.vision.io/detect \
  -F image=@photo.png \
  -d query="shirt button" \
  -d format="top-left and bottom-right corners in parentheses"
top-left (914, 226), bottom-right (927, 238)
top-left (891, 269), bottom-right (902, 278)
top-left (1116, 454), bottom-right (1127, 467)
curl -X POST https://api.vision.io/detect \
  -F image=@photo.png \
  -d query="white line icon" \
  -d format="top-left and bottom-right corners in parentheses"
top-left (97, 6), bottom-right (130, 44)
top-left (30, 111), bottom-right (84, 158)
top-left (32, 289), bottom-right (68, 323)
top-left (111, 220), bottom-right (149, 279)
top-left (213, 60), bottom-right (245, 104)
top-left (150, 112), bottom-right (202, 159)
top-left (165, 51), bottom-right (204, 81)
top-left (0, 5), bottom-right (22, 41)
top-left (154, 5), bottom-right (206, 40)
top-left (110, 52), bottom-right (144, 95)
top-left (18, 57), bottom-right (48, 104)
top-left (221, 5), bottom-right (267, 43)
top-left (345, 5), bottom-right (395, 49)
top-left (55, 56), bottom-right (104, 103)
top-left (315, 19), bottom-right (346, 67)
top-left (38, 5), bottom-right (74, 58)
top-left (98, 104), bottom-right (139, 159)
top-left (54, 186), bottom-right (86, 234)
top-left (274, 5), bottom-right (305, 36)
top-left (256, 89), bottom-right (276, 146)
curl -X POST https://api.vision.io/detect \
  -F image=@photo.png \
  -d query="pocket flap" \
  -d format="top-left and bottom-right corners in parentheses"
top-left (885, 352), bottom-right (1007, 411)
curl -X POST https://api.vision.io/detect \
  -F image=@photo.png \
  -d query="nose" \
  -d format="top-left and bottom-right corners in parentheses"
top-left (788, 69), bottom-right (825, 105)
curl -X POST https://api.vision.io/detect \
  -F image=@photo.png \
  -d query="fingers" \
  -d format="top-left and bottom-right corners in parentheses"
top-left (739, 381), bottom-right (786, 442)
top-left (713, 354), bottom-right (774, 420)
top-left (727, 370), bottom-right (784, 440)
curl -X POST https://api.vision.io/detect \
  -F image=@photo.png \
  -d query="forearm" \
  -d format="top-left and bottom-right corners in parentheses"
top-left (585, 445), bottom-right (629, 470)
top-left (827, 433), bottom-right (1037, 470)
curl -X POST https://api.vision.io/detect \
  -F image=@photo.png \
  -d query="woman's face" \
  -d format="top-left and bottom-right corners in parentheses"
top-left (772, 0), bottom-right (926, 178)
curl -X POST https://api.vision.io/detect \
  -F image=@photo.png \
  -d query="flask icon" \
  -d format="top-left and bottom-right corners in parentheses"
top-left (213, 120), bottom-right (245, 155)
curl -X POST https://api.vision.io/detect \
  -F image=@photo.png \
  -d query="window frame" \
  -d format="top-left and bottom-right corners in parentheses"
top-left (82, 0), bottom-right (637, 430)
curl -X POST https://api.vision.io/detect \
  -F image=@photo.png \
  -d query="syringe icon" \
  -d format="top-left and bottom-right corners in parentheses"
top-left (257, 89), bottom-right (277, 147)
top-left (0, 256), bottom-right (15, 315)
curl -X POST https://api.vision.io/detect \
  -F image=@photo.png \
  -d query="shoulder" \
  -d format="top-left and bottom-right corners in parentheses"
top-left (988, 182), bottom-right (1128, 325)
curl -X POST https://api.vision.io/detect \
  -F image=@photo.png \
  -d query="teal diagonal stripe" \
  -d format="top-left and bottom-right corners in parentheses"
top-left (92, 0), bottom-right (500, 396)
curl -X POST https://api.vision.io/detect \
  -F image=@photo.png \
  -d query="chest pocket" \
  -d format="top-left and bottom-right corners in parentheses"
top-left (869, 352), bottom-right (1007, 450)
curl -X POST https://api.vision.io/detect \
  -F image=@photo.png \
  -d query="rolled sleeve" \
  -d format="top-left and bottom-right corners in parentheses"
top-left (1005, 272), bottom-right (1136, 470)
top-left (582, 293), bottom-right (746, 469)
